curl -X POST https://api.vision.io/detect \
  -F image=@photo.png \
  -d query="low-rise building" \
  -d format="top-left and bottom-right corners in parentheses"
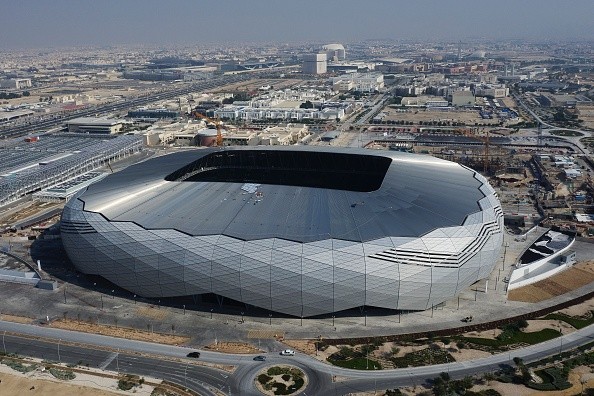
top-left (66, 117), bottom-right (126, 134)
top-left (0, 78), bottom-right (32, 89)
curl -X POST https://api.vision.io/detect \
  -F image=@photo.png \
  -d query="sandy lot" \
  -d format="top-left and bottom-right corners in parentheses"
top-left (382, 107), bottom-right (498, 125)
top-left (559, 295), bottom-right (594, 317)
top-left (0, 363), bottom-right (152, 396)
top-left (49, 319), bottom-right (189, 345)
top-left (203, 341), bottom-right (262, 354)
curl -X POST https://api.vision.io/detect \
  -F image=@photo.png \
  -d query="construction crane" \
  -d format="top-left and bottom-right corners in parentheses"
top-left (192, 111), bottom-right (224, 146)
top-left (462, 129), bottom-right (506, 174)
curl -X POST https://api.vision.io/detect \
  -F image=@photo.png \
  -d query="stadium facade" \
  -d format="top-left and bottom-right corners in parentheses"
top-left (61, 147), bottom-right (503, 317)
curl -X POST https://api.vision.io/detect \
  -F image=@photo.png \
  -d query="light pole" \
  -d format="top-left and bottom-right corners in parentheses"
top-left (241, 311), bottom-right (244, 323)
top-left (183, 305), bottom-right (186, 315)
top-left (63, 287), bottom-right (67, 304)
top-left (133, 295), bottom-right (137, 304)
top-left (57, 339), bottom-right (61, 363)
top-left (210, 308), bottom-right (213, 319)
top-left (559, 321), bottom-right (563, 355)
top-left (2, 330), bottom-right (6, 355)
top-left (111, 290), bottom-right (115, 299)
top-left (269, 313), bottom-right (272, 326)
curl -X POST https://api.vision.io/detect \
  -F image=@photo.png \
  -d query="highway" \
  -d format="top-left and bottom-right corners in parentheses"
top-left (1, 319), bottom-right (593, 395)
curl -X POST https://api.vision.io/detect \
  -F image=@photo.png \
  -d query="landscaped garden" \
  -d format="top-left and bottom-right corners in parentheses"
top-left (256, 366), bottom-right (306, 395)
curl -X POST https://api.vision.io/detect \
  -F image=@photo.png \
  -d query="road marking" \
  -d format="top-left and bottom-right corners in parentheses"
top-left (219, 373), bottom-right (228, 378)
top-left (99, 352), bottom-right (118, 370)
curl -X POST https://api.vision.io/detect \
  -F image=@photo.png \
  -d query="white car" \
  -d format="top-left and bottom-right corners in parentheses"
top-left (280, 349), bottom-right (295, 356)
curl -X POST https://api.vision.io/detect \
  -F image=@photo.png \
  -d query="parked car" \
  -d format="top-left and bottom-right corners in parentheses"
top-left (253, 355), bottom-right (267, 361)
top-left (280, 349), bottom-right (295, 356)
top-left (187, 351), bottom-right (201, 358)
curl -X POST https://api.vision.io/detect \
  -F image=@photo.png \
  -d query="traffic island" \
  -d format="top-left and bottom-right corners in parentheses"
top-left (255, 365), bottom-right (307, 395)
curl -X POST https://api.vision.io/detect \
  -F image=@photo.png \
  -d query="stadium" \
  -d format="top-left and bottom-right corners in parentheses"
top-left (61, 147), bottom-right (503, 317)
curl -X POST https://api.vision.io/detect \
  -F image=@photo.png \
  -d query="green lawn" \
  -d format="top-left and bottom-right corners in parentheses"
top-left (459, 328), bottom-right (560, 349)
top-left (328, 357), bottom-right (382, 370)
top-left (543, 311), bottom-right (594, 329)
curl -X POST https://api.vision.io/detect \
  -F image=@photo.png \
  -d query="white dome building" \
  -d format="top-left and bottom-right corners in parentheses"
top-left (323, 43), bottom-right (346, 61)
top-left (61, 147), bottom-right (503, 317)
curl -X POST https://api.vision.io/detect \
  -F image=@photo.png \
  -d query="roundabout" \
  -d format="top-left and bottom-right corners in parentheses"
top-left (254, 365), bottom-right (307, 395)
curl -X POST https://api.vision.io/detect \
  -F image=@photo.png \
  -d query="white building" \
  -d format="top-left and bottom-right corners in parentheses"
top-left (474, 84), bottom-right (509, 98)
top-left (330, 73), bottom-right (384, 93)
top-left (302, 53), bottom-right (327, 74)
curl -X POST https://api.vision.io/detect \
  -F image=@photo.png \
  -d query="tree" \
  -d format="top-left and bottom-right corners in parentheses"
top-left (300, 100), bottom-right (314, 109)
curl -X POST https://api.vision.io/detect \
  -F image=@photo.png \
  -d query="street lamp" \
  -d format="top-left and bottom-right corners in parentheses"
top-left (111, 289), bottom-right (115, 299)
top-left (241, 311), bottom-right (244, 323)
top-left (183, 305), bottom-right (186, 315)
top-left (210, 308), bottom-right (213, 319)
top-left (133, 294), bottom-right (137, 304)
top-left (269, 313), bottom-right (272, 326)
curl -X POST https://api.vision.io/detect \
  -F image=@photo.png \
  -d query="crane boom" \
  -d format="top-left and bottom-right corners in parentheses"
top-left (192, 112), bottom-right (224, 146)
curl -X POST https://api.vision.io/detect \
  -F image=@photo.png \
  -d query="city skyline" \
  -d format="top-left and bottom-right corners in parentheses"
top-left (2, 0), bottom-right (593, 49)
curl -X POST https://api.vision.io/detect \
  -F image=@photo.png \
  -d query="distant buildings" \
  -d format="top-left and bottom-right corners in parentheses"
top-left (302, 53), bottom-right (327, 74)
top-left (128, 109), bottom-right (180, 120)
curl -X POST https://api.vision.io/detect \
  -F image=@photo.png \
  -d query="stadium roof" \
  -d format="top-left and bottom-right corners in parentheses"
top-left (79, 146), bottom-right (485, 243)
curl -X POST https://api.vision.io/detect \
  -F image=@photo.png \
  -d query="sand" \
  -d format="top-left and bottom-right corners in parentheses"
top-left (0, 363), bottom-right (153, 396)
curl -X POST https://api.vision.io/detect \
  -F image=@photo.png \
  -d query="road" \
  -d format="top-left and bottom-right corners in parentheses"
top-left (1, 320), bottom-right (593, 395)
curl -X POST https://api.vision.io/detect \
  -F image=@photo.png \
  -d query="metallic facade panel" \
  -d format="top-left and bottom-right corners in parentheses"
top-left (61, 147), bottom-right (503, 316)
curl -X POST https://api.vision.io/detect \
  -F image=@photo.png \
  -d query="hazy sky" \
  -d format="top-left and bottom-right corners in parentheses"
top-left (2, 0), bottom-right (593, 49)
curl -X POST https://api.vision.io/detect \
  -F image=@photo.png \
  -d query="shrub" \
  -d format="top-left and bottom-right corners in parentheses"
top-left (49, 368), bottom-right (76, 381)
top-left (4, 361), bottom-right (37, 373)
top-left (258, 374), bottom-right (272, 384)
top-left (281, 374), bottom-right (290, 381)
top-left (118, 374), bottom-right (142, 391)
top-left (267, 366), bottom-right (286, 376)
